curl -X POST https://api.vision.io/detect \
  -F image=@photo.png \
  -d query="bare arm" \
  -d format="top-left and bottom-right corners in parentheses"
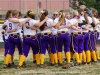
top-left (71, 23), bottom-right (82, 32)
top-left (7, 27), bottom-right (17, 33)
top-left (25, 17), bottom-right (49, 30)
top-left (55, 22), bottom-right (61, 29)
top-left (58, 23), bottom-right (71, 29)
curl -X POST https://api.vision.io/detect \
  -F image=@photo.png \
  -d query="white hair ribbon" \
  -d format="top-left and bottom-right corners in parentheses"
top-left (41, 10), bottom-right (45, 13)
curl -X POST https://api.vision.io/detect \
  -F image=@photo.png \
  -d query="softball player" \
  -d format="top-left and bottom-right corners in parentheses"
top-left (78, 9), bottom-right (92, 64)
top-left (54, 10), bottom-right (71, 65)
top-left (70, 10), bottom-right (83, 65)
top-left (92, 9), bottom-right (100, 61)
top-left (15, 10), bottom-right (49, 68)
top-left (2, 10), bottom-right (16, 66)
top-left (48, 11), bottom-right (59, 65)
top-left (4, 10), bottom-right (30, 68)
top-left (37, 9), bottom-right (57, 67)
top-left (2, 10), bottom-right (12, 65)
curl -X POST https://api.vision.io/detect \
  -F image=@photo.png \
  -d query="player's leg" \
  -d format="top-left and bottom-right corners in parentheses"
top-left (18, 38), bottom-right (30, 67)
top-left (31, 36), bottom-right (40, 66)
top-left (78, 34), bottom-right (84, 63)
top-left (56, 33), bottom-right (63, 65)
top-left (5, 37), bottom-right (15, 67)
top-left (15, 36), bottom-right (22, 60)
top-left (64, 33), bottom-right (71, 64)
top-left (48, 34), bottom-right (58, 65)
top-left (91, 32), bottom-right (97, 62)
top-left (72, 34), bottom-right (80, 63)
top-left (40, 35), bottom-right (48, 67)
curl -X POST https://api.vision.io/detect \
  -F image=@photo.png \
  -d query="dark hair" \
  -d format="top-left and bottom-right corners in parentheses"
top-left (27, 10), bottom-right (35, 19)
top-left (5, 10), bottom-right (12, 20)
top-left (18, 11), bottom-right (22, 18)
top-left (40, 9), bottom-right (48, 31)
top-left (59, 10), bottom-right (65, 25)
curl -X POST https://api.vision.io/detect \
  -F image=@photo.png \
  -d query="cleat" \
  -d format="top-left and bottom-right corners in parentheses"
top-left (58, 63), bottom-right (62, 66)
top-left (36, 64), bottom-right (40, 67)
top-left (40, 64), bottom-right (44, 68)
top-left (3, 64), bottom-right (8, 69)
top-left (8, 63), bottom-right (12, 67)
top-left (74, 62), bottom-right (82, 66)
top-left (70, 63), bottom-right (74, 67)
top-left (82, 62), bottom-right (86, 65)
top-left (23, 62), bottom-right (26, 66)
top-left (16, 65), bottom-right (22, 69)
top-left (54, 63), bottom-right (58, 67)
top-left (48, 63), bottom-right (55, 66)
top-left (11, 62), bottom-right (15, 67)
top-left (87, 62), bottom-right (91, 65)
top-left (33, 60), bottom-right (36, 64)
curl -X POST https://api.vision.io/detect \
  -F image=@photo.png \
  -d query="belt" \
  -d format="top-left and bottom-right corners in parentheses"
top-left (10, 33), bottom-right (19, 36)
top-left (94, 30), bottom-right (97, 32)
top-left (24, 35), bottom-right (35, 37)
top-left (72, 32), bottom-right (81, 34)
top-left (41, 32), bottom-right (51, 35)
top-left (57, 30), bottom-right (68, 34)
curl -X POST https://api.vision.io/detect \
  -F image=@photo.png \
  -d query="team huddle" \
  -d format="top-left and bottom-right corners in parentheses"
top-left (2, 5), bottom-right (100, 69)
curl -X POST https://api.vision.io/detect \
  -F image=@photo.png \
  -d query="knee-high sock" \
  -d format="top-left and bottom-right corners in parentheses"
top-left (74, 52), bottom-right (80, 63)
top-left (57, 52), bottom-right (62, 64)
top-left (86, 50), bottom-right (91, 63)
top-left (40, 54), bottom-right (45, 64)
top-left (35, 53), bottom-right (40, 65)
top-left (33, 54), bottom-right (36, 61)
top-left (4, 56), bottom-right (6, 64)
top-left (82, 51), bottom-right (86, 62)
top-left (5, 54), bottom-right (11, 65)
top-left (19, 55), bottom-right (26, 66)
top-left (54, 53), bottom-right (58, 64)
top-left (95, 50), bottom-right (100, 59)
top-left (65, 52), bottom-right (70, 63)
top-left (91, 51), bottom-right (97, 61)
top-left (50, 53), bottom-right (54, 64)
top-left (79, 53), bottom-right (82, 62)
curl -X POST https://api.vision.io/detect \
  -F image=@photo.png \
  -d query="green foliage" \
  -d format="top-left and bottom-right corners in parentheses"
top-left (71, 0), bottom-right (100, 14)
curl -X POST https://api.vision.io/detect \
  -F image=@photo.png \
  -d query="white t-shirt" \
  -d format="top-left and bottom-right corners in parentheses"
top-left (4, 18), bottom-right (19, 34)
top-left (80, 16), bottom-right (85, 21)
top-left (41, 18), bottom-right (53, 33)
top-left (52, 18), bottom-right (57, 35)
top-left (80, 16), bottom-right (88, 32)
top-left (54, 18), bottom-right (70, 31)
top-left (19, 18), bottom-right (37, 35)
top-left (94, 18), bottom-right (100, 31)
top-left (70, 18), bottom-right (79, 33)
top-left (3, 20), bottom-right (9, 39)
top-left (87, 16), bottom-right (93, 31)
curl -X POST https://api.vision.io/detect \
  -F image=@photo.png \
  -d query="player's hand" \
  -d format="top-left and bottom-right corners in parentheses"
top-left (78, 29), bottom-right (82, 32)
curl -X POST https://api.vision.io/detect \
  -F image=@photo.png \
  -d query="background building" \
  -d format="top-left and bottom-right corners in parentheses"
top-left (0, 0), bottom-right (70, 15)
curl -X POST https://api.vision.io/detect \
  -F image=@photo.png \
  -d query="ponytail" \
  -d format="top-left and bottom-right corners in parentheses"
top-left (40, 9), bottom-right (48, 31)
top-left (59, 11), bottom-right (65, 25)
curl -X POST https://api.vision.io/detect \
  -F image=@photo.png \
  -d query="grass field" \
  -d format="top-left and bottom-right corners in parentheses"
top-left (0, 47), bottom-right (100, 75)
